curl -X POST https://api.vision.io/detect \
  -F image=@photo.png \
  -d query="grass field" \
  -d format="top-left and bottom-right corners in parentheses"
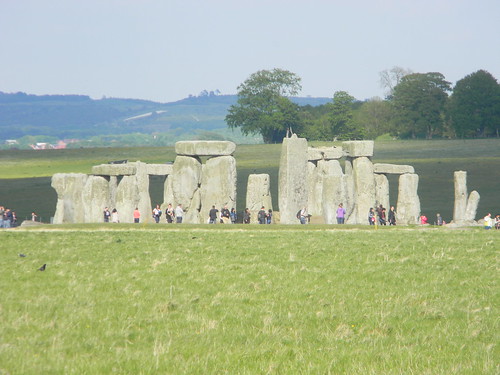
top-left (0, 139), bottom-right (499, 223)
top-left (0, 225), bottom-right (497, 374)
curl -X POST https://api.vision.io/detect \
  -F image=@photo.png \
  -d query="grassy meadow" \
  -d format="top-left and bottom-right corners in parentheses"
top-left (0, 139), bottom-right (499, 223)
top-left (0, 225), bottom-right (498, 374)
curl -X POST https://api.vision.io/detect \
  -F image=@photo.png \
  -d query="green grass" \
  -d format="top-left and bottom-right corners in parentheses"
top-left (0, 139), bottom-right (499, 222)
top-left (0, 225), bottom-right (497, 374)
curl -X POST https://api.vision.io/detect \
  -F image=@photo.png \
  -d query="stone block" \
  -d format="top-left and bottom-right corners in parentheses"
top-left (91, 164), bottom-right (137, 176)
top-left (307, 146), bottom-right (344, 161)
top-left (396, 173), bottom-right (421, 225)
top-left (146, 164), bottom-right (173, 175)
top-left (342, 141), bottom-right (374, 157)
top-left (246, 174), bottom-right (273, 224)
top-left (374, 163), bottom-right (414, 175)
top-left (175, 141), bottom-right (236, 156)
top-left (453, 171), bottom-right (467, 223)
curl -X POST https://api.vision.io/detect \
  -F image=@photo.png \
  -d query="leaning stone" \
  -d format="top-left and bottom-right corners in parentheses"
top-left (374, 163), bottom-right (414, 175)
top-left (246, 174), bottom-right (273, 224)
top-left (464, 190), bottom-right (480, 222)
top-left (175, 141), bottom-right (236, 156)
top-left (279, 134), bottom-right (309, 224)
top-left (397, 173), bottom-right (421, 225)
top-left (91, 164), bottom-right (137, 176)
top-left (146, 164), bottom-right (173, 176)
top-left (342, 141), bottom-right (374, 157)
top-left (453, 171), bottom-right (467, 223)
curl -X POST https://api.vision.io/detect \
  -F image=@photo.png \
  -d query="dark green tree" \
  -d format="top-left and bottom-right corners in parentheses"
top-left (329, 91), bottom-right (364, 140)
top-left (225, 69), bottom-right (302, 143)
top-left (353, 97), bottom-right (393, 139)
top-left (391, 72), bottom-right (451, 139)
top-left (448, 70), bottom-right (500, 138)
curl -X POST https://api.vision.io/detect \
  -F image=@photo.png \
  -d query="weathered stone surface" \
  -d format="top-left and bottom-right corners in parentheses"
top-left (322, 175), bottom-right (348, 224)
top-left (348, 156), bottom-right (375, 224)
top-left (135, 162), bottom-right (153, 223)
top-left (246, 174), bottom-right (273, 224)
top-left (83, 175), bottom-right (110, 222)
top-left (374, 163), bottom-right (414, 175)
top-left (374, 174), bottom-right (390, 211)
top-left (307, 146), bottom-right (344, 161)
top-left (308, 159), bottom-right (344, 217)
top-left (199, 155), bottom-right (237, 222)
top-left (464, 190), bottom-right (480, 222)
top-left (186, 189), bottom-right (201, 224)
top-left (396, 173), bottom-right (420, 225)
top-left (51, 173), bottom-right (88, 224)
top-left (115, 175), bottom-right (140, 223)
top-left (109, 176), bottom-right (117, 209)
top-left (172, 155), bottom-right (202, 209)
top-left (344, 158), bottom-right (355, 221)
top-left (146, 164), bottom-right (173, 176)
top-left (453, 171), bottom-right (468, 223)
top-left (91, 164), bottom-right (136, 176)
top-left (161, 175), bottom-right (175, 214)
top-left (175, 141), bottom-right (236, 156)
top-left (342, 141), bottom-right (374, 157)
top-left (279, 134), bottom-right (309, 224)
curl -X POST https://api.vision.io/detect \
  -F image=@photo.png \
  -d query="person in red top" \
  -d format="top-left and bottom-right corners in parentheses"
top-left (420, 214), bottom-right (428, 225)
top-left (133, 208), bottom-right (141, 223)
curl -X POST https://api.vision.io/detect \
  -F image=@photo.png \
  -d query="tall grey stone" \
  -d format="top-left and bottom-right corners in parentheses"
top-left (349, 156), bottom-right (375, 224)
top-left (51, 173), bottom-right (88, 224)
top-left (172, 155), bottom-right (202, 209)
top-left (109, 176), bottom-right (118, 210)
top-left (246, 174), bottom-right (273, 224)
top-left (322, 175), bottom-right (348, 224)
top-left (344, 158), bottom-right (355, 222)
top-left (453, 171), bottom-right (468, 223)
top-left (134, 162), bottom-right (153, 224)
top-left (374, 174), bottom-right (390, 211)
top-left (199, 155), bottom-right (237, 222)
top-left (115, 175), bottom-right (140, 223)
top-left (397, 173), bottom-right (420, 225)
top-left (279, 134), bottom-right (308, 224)
top-left (307, 161), bottom-right (321, 216)
top-left (464, 191), bottom-right (480, 222)
top-left (83, 175), bottom-right (110, 223)
top-left (161, 175), bottom-right (175, 214)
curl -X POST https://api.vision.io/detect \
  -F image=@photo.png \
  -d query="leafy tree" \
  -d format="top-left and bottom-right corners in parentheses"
top-left (353, 97), bottom-right (393, 139)
top-left (448, 70), bottom-right (500, 138)
top-left (391, 72), bottom-right (451, 139)
top-left (225, 69), bottom-right (303, 143)
top-left (329, 91), bottom-right (364, 140)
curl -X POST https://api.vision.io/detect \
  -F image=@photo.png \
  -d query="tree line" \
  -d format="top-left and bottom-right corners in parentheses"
top-left (226, 67), bottom-right (500, 143)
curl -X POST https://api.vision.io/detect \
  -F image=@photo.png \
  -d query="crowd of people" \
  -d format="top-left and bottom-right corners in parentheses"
top-left (0, 206), bottom-right (17, 228)
top-left (99, 204), bottom-right (499, 228)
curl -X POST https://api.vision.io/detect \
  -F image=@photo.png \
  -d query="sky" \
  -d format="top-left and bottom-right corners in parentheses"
top-left (1, 0), bottom-right (499, 103)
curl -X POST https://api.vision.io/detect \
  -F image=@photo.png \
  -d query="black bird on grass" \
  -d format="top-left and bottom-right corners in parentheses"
top-left (38, 264), bottom-right (46, 271)
top-left (19, 253), bottom-right (26, 257)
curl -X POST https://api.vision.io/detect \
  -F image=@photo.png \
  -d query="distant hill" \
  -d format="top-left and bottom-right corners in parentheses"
top-left (0, 91), bottom-right (331, 143)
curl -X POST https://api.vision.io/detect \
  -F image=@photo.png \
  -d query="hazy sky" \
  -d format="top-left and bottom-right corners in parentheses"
top-left (1, 0), bottom-right (499, 103)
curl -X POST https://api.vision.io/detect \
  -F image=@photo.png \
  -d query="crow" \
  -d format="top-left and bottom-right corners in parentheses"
top-left (38, 264), bottom-right (46, 271)
top-left (19, 253), bottom-right (26, 257)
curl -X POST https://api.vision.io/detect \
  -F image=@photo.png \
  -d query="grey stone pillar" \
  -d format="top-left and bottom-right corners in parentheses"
top-left (396, 173), bottom-right (420, 225)
top-left (246, 174), bottom-right (273, 224)
top-left (51, 173), bottom-right (89, 224)
top-left (453, 171), bottom-right (468, 223)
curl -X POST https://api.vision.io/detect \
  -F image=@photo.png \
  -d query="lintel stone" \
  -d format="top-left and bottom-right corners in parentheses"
top-left (175, 141), bottom-right (236, 156)
top-left (146, 164), bottom-right (173, 176)
top-left (308, 146), bottom-right (344, 161)
top-left (374, 163), bottom-right (414, 175)
top-left (91, 164), bottom-right (137, 176)
top-left (342, 141), bottom-right (374, 157)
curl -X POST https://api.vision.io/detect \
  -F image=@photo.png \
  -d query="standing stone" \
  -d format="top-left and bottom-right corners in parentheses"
top-left (374, 174), bottom-right (390, 211)
top-left (397, 173), bottom-right (420, 225)
top-left (186, 189), bottom-right (202, 224)
top-left (161, 175), bottom-right (175, 214)
top-left (464, 190), bottom-right (480, 222)
top-left (453, 171), bottom-right (468, 223)
top-left (135, 162), bottom-right (152, 224)
top-left (51, 173), bottom-right (89, 224)
top-left (115, 175), bottom-right (140, 223)
top-left (246, 174), bottom-right (273, 224)
top-left (83, 175), bottom-right (110, 223)
top-left (349, 156), bottom-right (375, 224)
top-left (322, 175), bottom-right (348, 224)
top-left (109, 176), bottom-right (118, 210)
top-left (172, 155), bottom-right (202, 209)
top-left (199, 155), bottom-right (237, 223)
top-left (279, 134), bottom-right (308, 224)
top-left (344, 158), bottom-right (355, 222)
top-left (307, 161), bottom-right (321, 217)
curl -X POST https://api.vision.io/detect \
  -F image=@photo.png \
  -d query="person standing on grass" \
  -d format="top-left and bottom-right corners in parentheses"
top-left (165, 203), bottom-right (174, 223)
top-left (243, 208), bottom-right (251, 224)
top-left (133, 208), bottom-right (141, 223)
top-left (0, 206), bottom-right (4, 228)
top-left (230, 208), bottom-right (237, 224)
top-left (483, 213), bottom-right (492, 229)
top-left (258, 206), bottom-right (267, 224)
top-left (221, 205), bottom-right (230, 224)
top-left (495, 214), bottom-right (500, 230)
top-left (152, 204), bottom-right (162, 223)
top-left (368, 208), bottom-right (375, 225)
top-left (112, 208), bottom-right (119, 223)
top-left (267, 209), bottom-right (273, 224)
top-left (336, 203), bottom-right (346, 224)
top-left (299, 207), bottom-right (308, 225)
top-left (175, 204), bottom-right (184, 223)
top-left (103, 207), bottom-right (111, 223)
top-left (388, 206), bottom-right (396, 225)
top-left (32, 211), bottom-right (38, 222)
top-left (209, 205), bottom-right (219, 224)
